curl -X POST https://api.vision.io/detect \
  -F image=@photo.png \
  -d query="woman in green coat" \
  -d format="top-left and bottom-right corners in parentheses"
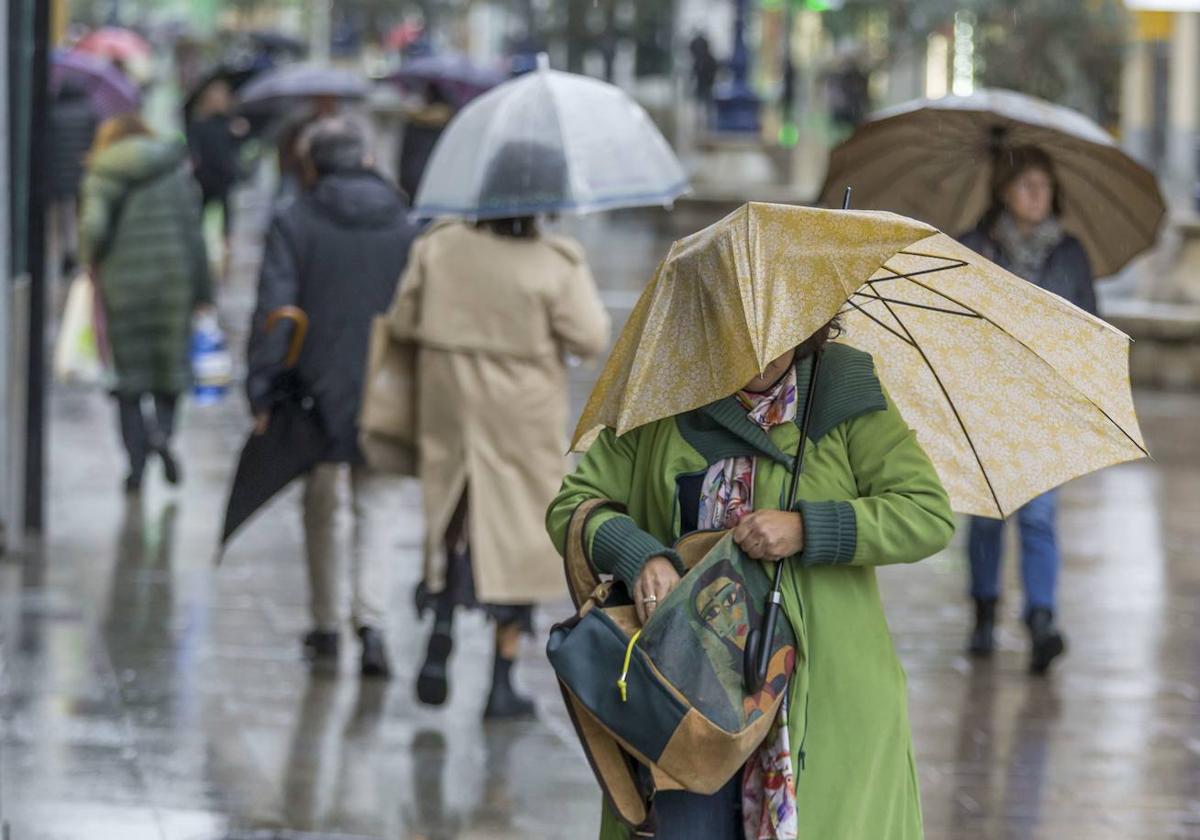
top-left (79, 114), bottom-right (212, 493)
top-left (547, 327), bottom-right (955, 839)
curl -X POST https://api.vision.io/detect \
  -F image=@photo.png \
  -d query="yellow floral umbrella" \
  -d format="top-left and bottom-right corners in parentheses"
top-left (572, 202), bottom-right (1148, 518)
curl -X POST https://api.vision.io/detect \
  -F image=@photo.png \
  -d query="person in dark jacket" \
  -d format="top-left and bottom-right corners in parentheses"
top-left (185, 79), bottom-right (247, 237)
top-left (50, 81), bottom-right (99, 277)
top-left (79, 114), bottom-right (212, 495)
top-left (960, 144), bottom-right (1095, 675)
top-left (397, 83), bottom-right (453, 202)
top-left (246, 116), bottom-right (420, 679)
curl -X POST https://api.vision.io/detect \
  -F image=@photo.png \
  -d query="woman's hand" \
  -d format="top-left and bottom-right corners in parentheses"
top-left (733, 510), bottom-right (805, 561)
top-left (633, 556), bottom-right (681, 625)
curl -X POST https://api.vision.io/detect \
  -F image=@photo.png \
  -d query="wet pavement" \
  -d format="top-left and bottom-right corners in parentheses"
top-left (2, 187), bottom-right (1199, 839)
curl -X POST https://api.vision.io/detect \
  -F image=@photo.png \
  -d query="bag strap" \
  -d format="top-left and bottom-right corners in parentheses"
top-left (564, 498), bottom-right (624, 609)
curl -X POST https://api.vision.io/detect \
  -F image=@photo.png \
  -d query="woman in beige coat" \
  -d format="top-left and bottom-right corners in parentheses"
top-left (388, 197), bottom-right (609, 718)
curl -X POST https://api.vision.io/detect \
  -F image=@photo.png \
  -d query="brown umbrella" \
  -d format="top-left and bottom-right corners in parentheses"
top-left (818, 89), bottom-right (1166, 278)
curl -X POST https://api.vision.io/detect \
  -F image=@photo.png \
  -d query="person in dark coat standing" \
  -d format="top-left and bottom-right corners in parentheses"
top-left (185, 79), bottom-right (247, 237)
top-left (247, 116), bottom-right (420, 679)
top-left (397, 83), bottom-right (453, 202)
top-left (959, 145), bottom-right (1095, 675)
top-left (688, 32), bottom-right (718, 125)
top-left (49, 81), bottom-right (99, 277)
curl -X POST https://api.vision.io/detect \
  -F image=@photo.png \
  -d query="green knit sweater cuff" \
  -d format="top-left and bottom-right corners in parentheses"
top-left (796, 499), bottom-right (857, 566)
top-left (591, 515), bottom-right (685, 590)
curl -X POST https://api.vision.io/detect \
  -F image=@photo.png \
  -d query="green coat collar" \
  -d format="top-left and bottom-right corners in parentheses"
top-left (674, 343), bottom-right (886, 467)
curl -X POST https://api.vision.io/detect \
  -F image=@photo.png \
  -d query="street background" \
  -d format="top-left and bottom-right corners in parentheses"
top-left (3, 1), bottom-right (1200, 838)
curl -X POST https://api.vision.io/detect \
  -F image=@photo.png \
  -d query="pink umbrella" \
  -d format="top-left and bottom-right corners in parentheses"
top-left (74, 27), bottom-right (151, 64)
top-left (51, 50), bottom-right (140, 120)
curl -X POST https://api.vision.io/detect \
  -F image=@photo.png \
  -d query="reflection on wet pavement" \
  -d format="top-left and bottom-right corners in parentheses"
top-left (2, 205), bottom-right (1199, 839)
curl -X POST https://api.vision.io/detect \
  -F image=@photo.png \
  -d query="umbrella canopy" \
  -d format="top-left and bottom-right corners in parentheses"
top-left (817, 89), bottom-right (1166, 278)
top-left (74, 27), bottom-right (151, 61)
top-left (574, 202), bottom-right (1147, 518)
top-left (220, 308), bottom-right (328, 554)
top-left (51, 49), bottom-right (140, 119)
top-left (412, 57), bottom-right (688, 219)
top-left (235, 63), bottom-right (370, 114)
top-left (183, 62), bottom-right (261, 123)
top-left (386, 53), bottom-right (505, 107)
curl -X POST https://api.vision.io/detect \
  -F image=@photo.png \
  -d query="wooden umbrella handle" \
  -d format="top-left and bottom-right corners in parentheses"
top-left (264, 305), bottom-right (309, 369)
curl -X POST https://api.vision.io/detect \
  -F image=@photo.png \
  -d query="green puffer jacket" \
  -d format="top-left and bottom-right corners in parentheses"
top-left (80, 135), bottom-right (211, 395)
top-left (547, 344), bottom-right (955, 840)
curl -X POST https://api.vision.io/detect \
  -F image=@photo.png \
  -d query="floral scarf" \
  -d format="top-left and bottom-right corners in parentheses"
top-left (695, 366), bottom-right (800, 839)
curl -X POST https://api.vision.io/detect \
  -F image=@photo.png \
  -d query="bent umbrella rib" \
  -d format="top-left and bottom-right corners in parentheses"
top-left (895, 271), bottom-right (1149, 457)
top-left (872, 293), bottom-right (1006, 518)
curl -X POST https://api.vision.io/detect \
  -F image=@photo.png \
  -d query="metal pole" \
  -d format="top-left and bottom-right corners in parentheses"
top-left (310, 0), bottom-right (332, 62)
top-left (23, 0), bottom-right (49, 532)
top-left (714, 0), bottom-right (761, 133)
top-left (0, 0), bottom-right (9, 553)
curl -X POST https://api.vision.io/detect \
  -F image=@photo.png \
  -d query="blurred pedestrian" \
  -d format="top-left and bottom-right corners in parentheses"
top-left (78, 114), bottom-right (212, 495)
top-left (246, 116), bottom-right (420, 679)
top-left (688, 31), bottom-right (718, 123)
top-left (390, 142), bottom-right (610, 719)
top-left (276, 95), bottom-right (339, 199)
top-left (49, 80), bottom-right (98, 279)
top-left (960, 145), bottom-right (1094, 674)
top-left (185, 79), bottom-right (248, 239)
top-left (397, 82), bottom-right (453, 202)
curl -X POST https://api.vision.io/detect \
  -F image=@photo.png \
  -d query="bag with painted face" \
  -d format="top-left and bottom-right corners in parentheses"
top-left (546, 502), bottom-right (798, 833)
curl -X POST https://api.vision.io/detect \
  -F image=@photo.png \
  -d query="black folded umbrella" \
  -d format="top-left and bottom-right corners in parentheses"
top-left (219, 308), bottom-right (328, 557)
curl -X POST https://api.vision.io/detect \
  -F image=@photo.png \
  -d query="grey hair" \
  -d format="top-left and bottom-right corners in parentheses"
top-left (298, 115), bottom-right (372, 176)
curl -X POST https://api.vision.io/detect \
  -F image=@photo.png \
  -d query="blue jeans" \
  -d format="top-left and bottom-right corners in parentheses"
top-left (968, 490), bottom-right (1059, 616)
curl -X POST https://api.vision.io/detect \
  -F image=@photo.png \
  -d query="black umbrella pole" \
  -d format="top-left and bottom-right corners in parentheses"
top-left (746, 351), bottom-right (823, 693)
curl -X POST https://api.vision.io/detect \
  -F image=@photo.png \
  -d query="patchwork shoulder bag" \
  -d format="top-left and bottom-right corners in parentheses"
top-left (546, 505), bottom-right (798, 833)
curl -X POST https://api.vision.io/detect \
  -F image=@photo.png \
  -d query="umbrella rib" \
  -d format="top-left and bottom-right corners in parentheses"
top-left (873, 296), bottom-right (1006, 517)
top-left (852, 290), bottom-right (981, 318)
top-left (842, 299), bottom-right (918, 348)
top-left (869, 256), bottom-right (969, 286)
top-left (895, 272), bottom-right (1150, 456)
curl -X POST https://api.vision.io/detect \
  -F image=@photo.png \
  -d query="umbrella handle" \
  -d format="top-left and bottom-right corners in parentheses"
top-left (264, 305), bottom-right (309, 369)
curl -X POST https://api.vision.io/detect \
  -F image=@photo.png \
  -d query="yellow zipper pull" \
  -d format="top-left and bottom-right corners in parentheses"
top-left (617, 629), bottom-right (643, 702)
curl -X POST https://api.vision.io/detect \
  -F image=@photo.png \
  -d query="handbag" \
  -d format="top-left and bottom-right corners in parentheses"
top-left (53, 272), bottom-right (107, 387)
top-left (358, 315), bottom-right (418, 475)
top-left (546, 505), bottom-right (798, 832)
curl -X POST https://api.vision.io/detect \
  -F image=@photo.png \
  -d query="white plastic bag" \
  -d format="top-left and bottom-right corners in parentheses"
top-left (53, 274), bottom-right (106, 386)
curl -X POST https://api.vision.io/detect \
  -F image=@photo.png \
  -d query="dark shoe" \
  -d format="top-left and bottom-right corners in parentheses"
top-left (158, 448), bottom-right (181, 486)
top-left (483, 655), bottom-right (535, 721)
top-left (302, 629), bottom-right (340, 663)
top-left (1027, 608), bottom-right (1066, 675)
top-left (968, 597), bottom-right (997, 657)
top-left (124, 473), bottom-right (143, 495)
top-left (358, 626), bottom-right (392, 679)
top-left (416, 623), bottom-right (453, 705)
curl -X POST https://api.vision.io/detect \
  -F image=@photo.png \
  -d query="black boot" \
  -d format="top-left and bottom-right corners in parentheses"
top-left (157, 447), bottom-right (181, 486)
top-left (483, 654), bottom-right (535, 720)
top-left (1026, 608), bottom-right (1066, 675)
top-left (968, 597), bottom-right (997, 657)
top-left (302, 629), bottom-right (340, 669)
top-left (358, 626), bottom-right (392, 679)
top-left (416, 617), bottom-right (454, 705)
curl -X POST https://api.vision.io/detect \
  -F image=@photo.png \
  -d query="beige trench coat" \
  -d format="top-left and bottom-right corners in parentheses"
top-left (386, 221), bottom-right (610, 604)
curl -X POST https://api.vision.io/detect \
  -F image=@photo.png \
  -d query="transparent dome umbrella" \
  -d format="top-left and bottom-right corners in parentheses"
top-left (412, 56), bottom-right (689, 219)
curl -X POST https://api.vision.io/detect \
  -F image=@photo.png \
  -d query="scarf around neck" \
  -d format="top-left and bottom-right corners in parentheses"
top-left (991, 210), bottom-right (1063, 282)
